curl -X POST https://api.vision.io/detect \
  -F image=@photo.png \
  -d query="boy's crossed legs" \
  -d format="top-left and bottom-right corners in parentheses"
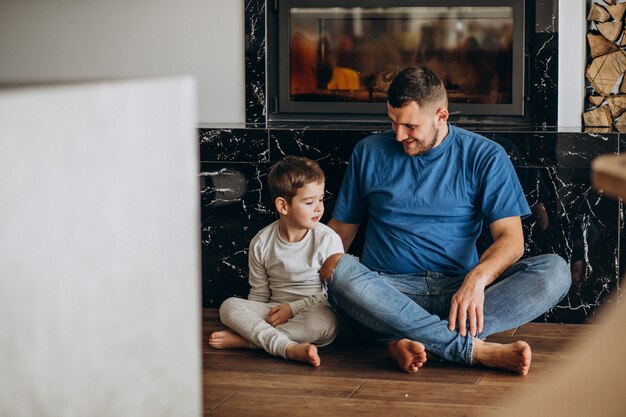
top-left (209, 298), bottom-right (337, 367)
top-left (209, 329), bottom-right (321, 366)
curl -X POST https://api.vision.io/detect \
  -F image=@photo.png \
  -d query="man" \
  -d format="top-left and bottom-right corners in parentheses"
top-left (320, 67), bottom-right (570, 375)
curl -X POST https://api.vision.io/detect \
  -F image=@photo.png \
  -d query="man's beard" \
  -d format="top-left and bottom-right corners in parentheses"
top-left (407, 126), bottom-right (439, 156)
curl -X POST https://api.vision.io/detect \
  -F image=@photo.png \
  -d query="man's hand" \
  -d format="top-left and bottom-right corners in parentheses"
top-left (449, 216), bottom-right (524, 337)
top-left (448, 279), bottom-right (486, 337)
top-left (267, 304), bottom-right (293, 327)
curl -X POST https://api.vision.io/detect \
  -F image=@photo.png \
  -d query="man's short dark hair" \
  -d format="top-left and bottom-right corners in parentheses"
top-left (268, 156), bottom-right (325, 203)
top-left (387, 66), bottom-right (448, 110)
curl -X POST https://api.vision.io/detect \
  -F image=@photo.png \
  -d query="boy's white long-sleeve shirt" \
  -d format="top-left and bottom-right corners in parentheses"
top-left (247, 220), bottom-right (344, 316)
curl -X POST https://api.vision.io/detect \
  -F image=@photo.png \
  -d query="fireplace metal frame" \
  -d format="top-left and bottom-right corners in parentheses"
top-left (268, 0), bottom-right (527, 122)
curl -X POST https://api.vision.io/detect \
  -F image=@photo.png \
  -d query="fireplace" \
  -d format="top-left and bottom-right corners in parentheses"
top-left (264, 0), bottom-right (552, 125)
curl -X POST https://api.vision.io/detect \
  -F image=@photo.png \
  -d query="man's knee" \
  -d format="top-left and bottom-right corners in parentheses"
top-left (325, 253), bottom-right (363, 289)
top-left (325, 255), bottom-right (359, 311)
top-left (540, 254), bottom-right (571, 301)
top-left (320, 253), bottom-right (344, 282)
top-left (327, 254), bottom-right (371, 302)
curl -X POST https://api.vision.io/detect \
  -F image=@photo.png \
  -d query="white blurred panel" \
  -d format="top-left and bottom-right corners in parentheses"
top-left (0, 78), bottom-right (201, 417)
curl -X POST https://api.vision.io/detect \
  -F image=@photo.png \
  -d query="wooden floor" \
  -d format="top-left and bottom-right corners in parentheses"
top-left (203, 308), bottom-right (591, 417)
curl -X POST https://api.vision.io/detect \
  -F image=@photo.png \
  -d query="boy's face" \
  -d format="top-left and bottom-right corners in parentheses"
top-left (283, 181), bottom-right (325, 230)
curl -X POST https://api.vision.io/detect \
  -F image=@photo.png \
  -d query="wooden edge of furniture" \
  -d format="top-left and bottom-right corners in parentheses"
top-left (591, 153), bottom-right (626, 200)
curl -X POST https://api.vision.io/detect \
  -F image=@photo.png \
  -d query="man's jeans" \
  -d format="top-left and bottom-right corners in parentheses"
top-left (327, 254), bottom-right (571, 364)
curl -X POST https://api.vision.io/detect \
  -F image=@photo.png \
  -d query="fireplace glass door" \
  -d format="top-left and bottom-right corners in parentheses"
top-left (274, 0), bottom-right (525, 118)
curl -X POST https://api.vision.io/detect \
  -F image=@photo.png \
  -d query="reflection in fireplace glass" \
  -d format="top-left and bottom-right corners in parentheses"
top-left (289, 7), bottom-right (513, 105)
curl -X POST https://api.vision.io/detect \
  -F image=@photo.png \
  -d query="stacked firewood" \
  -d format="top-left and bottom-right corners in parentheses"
top-left (584, 1), bottom-right (626, 127)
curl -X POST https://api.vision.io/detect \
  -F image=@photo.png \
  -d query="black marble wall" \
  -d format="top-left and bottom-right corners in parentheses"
top-left (201, 127), bottom-right (624, 324)
top-left (201, 0), bottom-right (624, 324)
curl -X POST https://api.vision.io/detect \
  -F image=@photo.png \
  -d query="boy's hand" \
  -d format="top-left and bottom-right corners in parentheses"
top-left (267, 304), bottom-right (293, 327)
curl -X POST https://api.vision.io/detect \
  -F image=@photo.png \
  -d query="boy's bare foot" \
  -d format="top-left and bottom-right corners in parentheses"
top-left (209, 330), bottom-right (249, 349)
top-left (472, 338), bottom-right (532, 375)
top-left (388, 339), bottom-right (427, 373)
top-left (285, 342), bottom-right (321, 367)
top-left (319, 253), bottom-right (344, 282)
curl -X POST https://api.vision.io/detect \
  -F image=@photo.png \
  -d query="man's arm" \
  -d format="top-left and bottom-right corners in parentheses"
top-left (448, 216), bottom-right (525, 337)
top-left (327, 218), bottom-right (360, 252)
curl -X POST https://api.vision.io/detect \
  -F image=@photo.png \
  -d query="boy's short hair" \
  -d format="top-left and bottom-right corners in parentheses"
top-left (387, 66), bottom-right (448, 111)
top-left (268, 156), bottom-right (325, 203)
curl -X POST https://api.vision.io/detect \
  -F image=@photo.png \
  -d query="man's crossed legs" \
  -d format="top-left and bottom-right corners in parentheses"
top-left (320, 253), bottom-right (570, 375)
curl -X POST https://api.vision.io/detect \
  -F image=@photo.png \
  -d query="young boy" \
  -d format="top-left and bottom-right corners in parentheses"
top-left (209, 156), bottom-right (344, 366)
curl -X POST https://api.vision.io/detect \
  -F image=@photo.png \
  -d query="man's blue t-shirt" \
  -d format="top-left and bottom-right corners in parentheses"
top-left (332, 125), bottom-right (531, 276)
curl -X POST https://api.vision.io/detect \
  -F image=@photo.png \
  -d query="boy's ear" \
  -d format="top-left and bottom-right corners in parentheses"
top-left (275, 197), bottom-right (289, 215)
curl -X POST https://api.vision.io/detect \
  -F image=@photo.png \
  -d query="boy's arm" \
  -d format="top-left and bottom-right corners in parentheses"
top-left (289, 230), bottom-right (345, 315)
top-left (287, 293), bottom-right (326, 317)
top-left (247, 242), bottom-right (270, 302)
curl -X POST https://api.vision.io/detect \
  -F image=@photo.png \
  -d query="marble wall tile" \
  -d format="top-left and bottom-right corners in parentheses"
top-left (529, 32), bottom-right (558, 127)
top-left (269, 128), bottom-right (377, 163)
top-left (244, 0), bottom-right (266, 125)
top-left (525, 167), bottom-right (619, 323)
top-left (315, 162), bottom-right (349, 222)
top-left (525, 0), bottom-right (558, 126)
top-left (481, 131), bottom-right (619, 168)
top-left (614, 135), bottom-right (625, 303)
top-left (200, 162), bottom-right (275, 305)
top-left (200, 128), bottom-right (269, 162)
top-left (615, 200), bottom-right (626, 301)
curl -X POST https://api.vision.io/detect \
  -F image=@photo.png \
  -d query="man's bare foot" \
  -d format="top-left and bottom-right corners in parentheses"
top-left (388, 339), bottom-right (427, 373)
top-left (319, 253), bottom-right (344, 282)
top-left (208, 330), bottom-right (250, 349)
top-left (472, 338), bottom-right (532, 375)
top-left (285, 342), bottom-right (321, 367)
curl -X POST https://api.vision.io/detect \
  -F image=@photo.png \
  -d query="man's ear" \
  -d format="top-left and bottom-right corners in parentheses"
top-left (434, 107), bottom-right (449, 125)
top-left (275, 197), bottom-right (289, 215)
